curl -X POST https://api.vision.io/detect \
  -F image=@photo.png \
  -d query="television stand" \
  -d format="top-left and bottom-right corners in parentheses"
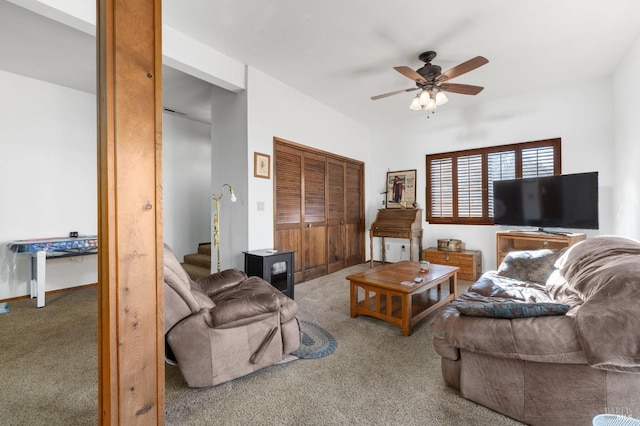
top-left (534, 228), bottom-right (572, 236)
top-left (496, 231), bottom-right (586, 268)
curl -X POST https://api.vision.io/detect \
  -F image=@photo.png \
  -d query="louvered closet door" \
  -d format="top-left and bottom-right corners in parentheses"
top-left (303, 152), bottom-right (328, 280)
top-left (327, 158), bottom-right (346, 273)
top-left (274, 146), bottom-right (303, 282)
top-left (274, 139), bottom-right (364, 283)
top-left (345, 161), bottom-right (364, 266)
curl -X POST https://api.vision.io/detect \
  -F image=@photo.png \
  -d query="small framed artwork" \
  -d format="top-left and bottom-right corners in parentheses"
top-left (254, 152), bottom-right (271, 179)
top-left (386, 169), bottom-right (417, 208)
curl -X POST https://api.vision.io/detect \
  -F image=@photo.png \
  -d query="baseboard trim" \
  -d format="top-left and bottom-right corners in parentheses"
top-left (0, 282), bottom-right (98, 303)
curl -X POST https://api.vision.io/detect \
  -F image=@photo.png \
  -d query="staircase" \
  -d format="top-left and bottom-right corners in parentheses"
top-left (181, 243), bottom-right (212, 280)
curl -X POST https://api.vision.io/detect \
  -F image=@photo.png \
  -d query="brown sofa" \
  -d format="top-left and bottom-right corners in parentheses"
top-left (163, 244), bottom-right (300, 387)
top-left (430, 235), bottom-right (640, 425)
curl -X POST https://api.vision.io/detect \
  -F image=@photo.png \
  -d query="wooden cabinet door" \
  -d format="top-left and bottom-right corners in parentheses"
top-left (327, 158), bottom-right (346, 273)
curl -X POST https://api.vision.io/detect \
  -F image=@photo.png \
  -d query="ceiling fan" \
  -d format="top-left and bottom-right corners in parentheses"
top-left (371, 51), bottom-right (488, 114)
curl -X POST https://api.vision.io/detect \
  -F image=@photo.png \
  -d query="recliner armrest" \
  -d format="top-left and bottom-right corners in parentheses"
top-left (209, 292), bottom-right (279, 326)
top-left (196, 269), bottom-right (248, 297)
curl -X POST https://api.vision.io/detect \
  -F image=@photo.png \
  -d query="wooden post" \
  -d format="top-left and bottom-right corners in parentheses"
top-left (97, 0), bottom-right (164, 424)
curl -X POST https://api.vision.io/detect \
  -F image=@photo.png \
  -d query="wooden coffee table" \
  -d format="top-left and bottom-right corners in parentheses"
top-left (347, 261), bottom-right (458, 336)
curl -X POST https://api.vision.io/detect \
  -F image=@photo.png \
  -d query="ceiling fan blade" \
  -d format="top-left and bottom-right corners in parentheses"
top-left (393, 66), bottom-right (427, 83)
top-left (439, 83), bottom-right (484, 95)
top-left (371, 87), bottom-right (418, 100)
top-left (436, 56), bottom-right (488, 82)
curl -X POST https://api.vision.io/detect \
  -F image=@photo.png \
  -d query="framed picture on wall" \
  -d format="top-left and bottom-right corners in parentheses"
top-left (254, 152), bottom-right (271, 179)
top-left (386, 169), bottom-right (416, 208)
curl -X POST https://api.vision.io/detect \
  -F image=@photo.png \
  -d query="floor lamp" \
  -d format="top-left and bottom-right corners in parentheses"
top-left (212, 183), bottom-right (237, 272)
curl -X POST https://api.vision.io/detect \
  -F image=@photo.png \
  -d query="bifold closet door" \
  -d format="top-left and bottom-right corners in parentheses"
top-left (345, 161), bottom-right (364, 267)
top-left (274, 140), bottom-right (364, 283)
top-left (274, 145), bottom-right (303, 283)
top-left (327, 158), bottom-right (346, 273)
top-left (274, 144), bottom-right (327, 282)
top-left (302, 152), bottom-right (328, 280)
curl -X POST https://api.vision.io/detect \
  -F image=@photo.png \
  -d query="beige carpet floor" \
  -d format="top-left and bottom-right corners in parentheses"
top-left (0, 263), bottom-right (523, 425)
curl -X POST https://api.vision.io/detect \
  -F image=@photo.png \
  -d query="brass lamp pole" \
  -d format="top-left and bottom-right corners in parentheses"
top-left (212, 184), bottom-right (237, 272)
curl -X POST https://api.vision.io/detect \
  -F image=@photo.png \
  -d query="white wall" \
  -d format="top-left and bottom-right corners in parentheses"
top-left (205, 67), bottom-right (372, 271)
top-left (0, 70), bottom-right (97, 299)
top-left (162, 113), bottom-right (211, 260)
top-left (8, 0), bottom-right (248, 92)
top-left (613, 31), bottom-right (640, 240)
top-left (244, 67), bottom-right (371, 251)
top-left (369, 77), bottom-right (614, 270)
top-left (0, 71), bottom-right (212, 300)
top-left (210, 84), bottom-right (249, 271)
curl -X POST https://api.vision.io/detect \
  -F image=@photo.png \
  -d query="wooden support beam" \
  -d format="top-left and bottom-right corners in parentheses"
top-left (97, 0), bottom-right (164, 424)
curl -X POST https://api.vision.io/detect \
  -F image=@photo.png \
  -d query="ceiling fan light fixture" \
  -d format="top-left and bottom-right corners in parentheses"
top-left (371, 52), bottom-right (488, 119)
top-left (435, 91), bottom-right (448, 106)
top-left (419, 89), bottom-right (431, 106)
top-left (409, 96), bottom-right (422, 110)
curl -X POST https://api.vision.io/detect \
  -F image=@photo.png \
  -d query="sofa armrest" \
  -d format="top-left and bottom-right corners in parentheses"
top-left (209, 292), bottom-right (279, 326)
top-left (430, 304), bottom-right (587, 364)
top-left (166, 311), bottom-right (216, 386)
top-left (274, 292), bottom-right (298, 323)
top-left (432, 336), bottom-right (460, 361)
top-left (166, 309), bottom-right (284, 387)
top-left (196, 268), bottom-right (248, 297)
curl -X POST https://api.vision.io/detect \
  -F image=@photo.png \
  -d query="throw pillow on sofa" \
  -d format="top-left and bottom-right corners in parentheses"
top-left (497, 248), bottom-right (565, 284)
top-left (454, 301), bottom-right (570, 318)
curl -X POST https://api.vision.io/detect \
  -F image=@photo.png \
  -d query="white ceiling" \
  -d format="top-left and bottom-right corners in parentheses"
top-left (0, 0), bottom-right (214, 123)
top-left (2, 0), bottom-right (640, 126)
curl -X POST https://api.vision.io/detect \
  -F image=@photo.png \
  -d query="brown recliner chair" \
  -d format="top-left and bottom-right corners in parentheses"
top-left (163, 244), bottom-right (300, 387)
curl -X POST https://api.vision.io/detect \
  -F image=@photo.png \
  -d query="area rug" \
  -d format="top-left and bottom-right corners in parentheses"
top-left (292, 319), bottom-right (337, 359)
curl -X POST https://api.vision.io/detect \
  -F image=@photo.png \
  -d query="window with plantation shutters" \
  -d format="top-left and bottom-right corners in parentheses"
top-left (429, 158), bottom-right (453, 218)
top-left (457, 154), bottom-right (483, 218)
top-left (521, 145), bottom-right (556, 178)
top-left (487, 150), bottom-right (516, 218)
top-left (426, 138), bottom-right (561, 225)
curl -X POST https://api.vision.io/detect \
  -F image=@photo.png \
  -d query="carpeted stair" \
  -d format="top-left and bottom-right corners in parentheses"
top-left (181, 243), bottom-right (212, 280)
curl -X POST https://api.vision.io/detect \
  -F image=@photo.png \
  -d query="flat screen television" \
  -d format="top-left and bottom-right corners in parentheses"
top-left (492, 172), bottom-right (599, 231)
